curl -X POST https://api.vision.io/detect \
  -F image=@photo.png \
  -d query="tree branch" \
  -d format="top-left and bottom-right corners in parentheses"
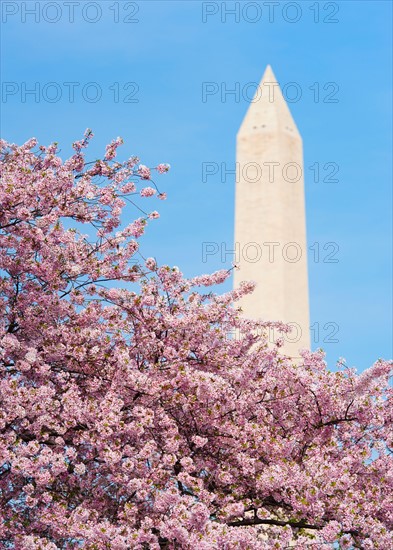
top-left (227, 517), bottom-right (321, 530)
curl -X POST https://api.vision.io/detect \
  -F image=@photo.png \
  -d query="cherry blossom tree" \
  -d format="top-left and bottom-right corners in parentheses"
top-left (0, 134), bottom-right (392, 549)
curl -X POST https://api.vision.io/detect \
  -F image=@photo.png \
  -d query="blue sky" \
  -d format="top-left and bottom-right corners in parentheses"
top-left (1, 0), bottom-right (392, 370)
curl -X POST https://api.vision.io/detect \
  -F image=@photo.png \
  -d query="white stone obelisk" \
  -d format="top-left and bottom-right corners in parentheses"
top-left (234, 65), bottom-right (310, 356)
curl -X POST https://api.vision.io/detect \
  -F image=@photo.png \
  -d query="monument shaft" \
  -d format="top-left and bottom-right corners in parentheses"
top-left (234, 66), bottom-right (310, 356)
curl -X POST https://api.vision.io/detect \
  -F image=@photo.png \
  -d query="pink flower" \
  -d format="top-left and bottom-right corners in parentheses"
top-left (156, 163), bottom-right (170, 174)
top-left (124, 220), bottom-right (145, 238)
top-left (25, 348), bottom-right (37, 364)
top-left (145, 258), bottom-right (156, 270)
top-left (42, 493), bottom-right (53, 504)
top-left (104, 137), bottom-right (123, 160)
top-left (120, 181), bottom-right (136, 194)
top-left (192, 435), bottom-right (208, 448)
top-left (18, 360), bottom-right (31, 372)
top-left (339, 534), bottom-right (353, 549)
top-left (148, 211), bottom-right (160, 219)
top-left (180, 457), bottom-right (194, 471)
top-left (138, 164), bottom-right (151, 180)
top-left (23, 484), bottom-right (34, 495)
top-left (100, 190), bottom-right (114, 205)
top-left (224, 502), bottom-right (244, 518)
top-left (140, 187), bottom-right (156, 198)
top-left (321, 521), bottom-right (341, 543)
top-left (275, 337), bottom-right (284, 348)
top-left (189, 503), bottom-right (209, 529)
top-left (74, 463), bottom-right (86, 475)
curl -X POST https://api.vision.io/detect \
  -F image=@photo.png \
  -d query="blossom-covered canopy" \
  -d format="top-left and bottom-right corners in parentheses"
top-left (0, 135), bottom-right (392, 549)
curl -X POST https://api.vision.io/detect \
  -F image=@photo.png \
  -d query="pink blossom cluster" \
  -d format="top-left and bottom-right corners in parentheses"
top-left (72, 128), bottom-right (94, 152)
top-left (137, 164), bottom-right (151, 180)
top-left (104, 136), bottom-right (124, 160)
top-left (140, 186), bottom-right (156, 197)
top-left (191, 269), bottom-right (231, 287)
top-left (156, 163), bottom-right (171, 174)
top-left (0, 137), bottom-right (392, 549)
